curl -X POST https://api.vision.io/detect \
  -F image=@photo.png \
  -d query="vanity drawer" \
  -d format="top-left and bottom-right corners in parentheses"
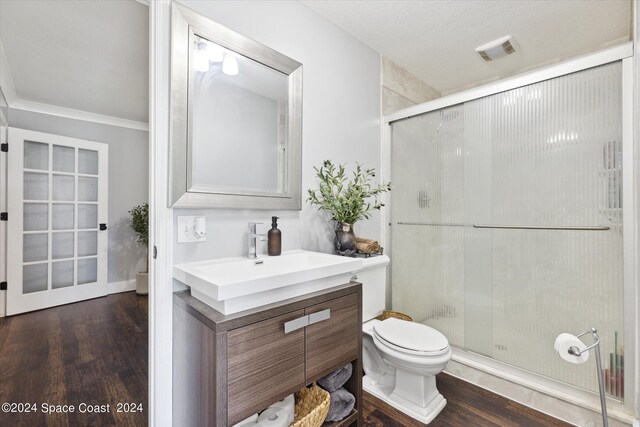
top-left (305, 293), bottom-right (359, 381)
top-left (227, 309), bottom-right (306, 425)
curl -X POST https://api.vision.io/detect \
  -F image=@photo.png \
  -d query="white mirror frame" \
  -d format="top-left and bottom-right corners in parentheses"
top-left (169, 2), bottom-right (302, 209)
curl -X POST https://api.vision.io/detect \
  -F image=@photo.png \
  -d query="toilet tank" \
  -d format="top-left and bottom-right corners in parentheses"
top-left (356, 255), bottom-right (390, 322)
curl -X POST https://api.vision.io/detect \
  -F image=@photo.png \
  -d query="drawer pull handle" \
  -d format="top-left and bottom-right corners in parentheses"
top-left (308, 309), bottom-right (331, 325)
top-left (284, 315), bottom-right (309, 334)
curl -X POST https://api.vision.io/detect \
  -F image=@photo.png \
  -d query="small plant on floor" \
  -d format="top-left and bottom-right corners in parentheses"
top-left (129, 203), bottom-right (149, 273)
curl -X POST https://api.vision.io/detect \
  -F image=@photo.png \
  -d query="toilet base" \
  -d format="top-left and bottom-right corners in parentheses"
top-left (363, 375), bottom-right (447, 425)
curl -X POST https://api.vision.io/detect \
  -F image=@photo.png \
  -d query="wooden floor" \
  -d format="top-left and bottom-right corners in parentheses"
top-left (0, 292), bottom-right (148, 426)
top-left (1, 292), bottom-right (571, 427)
top-left (362, 374), bottom-right (572, 427)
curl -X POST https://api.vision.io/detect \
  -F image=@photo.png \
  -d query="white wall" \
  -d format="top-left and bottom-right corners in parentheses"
top-left (172, 0), bottom-right (382, 265)
top-left (8, 109), bottom-right (149, 285)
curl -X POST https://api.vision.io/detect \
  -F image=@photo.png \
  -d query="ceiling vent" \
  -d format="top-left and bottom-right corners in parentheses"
top-left (476, 35), bottom-right (516, 62)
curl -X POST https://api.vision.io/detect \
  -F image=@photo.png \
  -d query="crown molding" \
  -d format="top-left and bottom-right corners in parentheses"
top-left (0, 40), bottom-right (18, 105)
top-left (10, 99), bottom-right (149, 132)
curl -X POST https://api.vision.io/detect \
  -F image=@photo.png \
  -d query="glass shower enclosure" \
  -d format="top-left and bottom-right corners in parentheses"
top-left (389, 60), bottom-right (629, 401)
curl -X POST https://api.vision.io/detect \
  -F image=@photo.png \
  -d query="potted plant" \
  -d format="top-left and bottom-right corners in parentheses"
top-left (307, 160), bottom-right (391, 255)
top-left (129, 203), bottom-right (149, 295)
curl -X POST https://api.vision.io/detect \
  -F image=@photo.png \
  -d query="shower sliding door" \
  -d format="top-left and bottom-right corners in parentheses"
top-left (390, 61), bottom-right (625, 398)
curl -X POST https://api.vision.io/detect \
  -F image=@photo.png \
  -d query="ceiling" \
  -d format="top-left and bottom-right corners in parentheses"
top-left (0, 1), bottom-right (631, 123)
top-left (0, 0), bottom-right (148, 123)
top-left (301, 0), bottom-right (632, 94)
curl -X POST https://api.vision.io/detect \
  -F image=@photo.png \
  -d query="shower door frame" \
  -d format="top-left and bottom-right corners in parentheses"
top-left (381, 42), bottom-right (637, 418)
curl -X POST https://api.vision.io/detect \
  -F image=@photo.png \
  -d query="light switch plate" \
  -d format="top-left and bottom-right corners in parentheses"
top-left (177, 216), bottom-right (207, 243)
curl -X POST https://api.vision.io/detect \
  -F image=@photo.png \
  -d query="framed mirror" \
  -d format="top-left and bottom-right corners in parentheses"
top-left (169, 2), bottom-right (302, 209)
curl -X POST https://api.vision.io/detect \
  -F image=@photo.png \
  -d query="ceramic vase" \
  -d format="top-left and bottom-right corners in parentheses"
top-left (334, 222), bottom-right (356, 256)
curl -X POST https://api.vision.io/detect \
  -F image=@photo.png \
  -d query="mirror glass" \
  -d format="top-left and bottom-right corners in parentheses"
top-left (190, 36), bottom-right (288, 195)
top-left (170, 3), bottom-right (302, 209)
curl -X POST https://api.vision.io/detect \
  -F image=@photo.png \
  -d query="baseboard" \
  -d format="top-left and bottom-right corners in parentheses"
top-left (445, 356), bottom-right (634, 426)
top-left (0, 282), bottom-right (136, 317)
top-left (108, 279), bottom-right (137, 294)
top-left (0, 290), bottom-right (5, 317)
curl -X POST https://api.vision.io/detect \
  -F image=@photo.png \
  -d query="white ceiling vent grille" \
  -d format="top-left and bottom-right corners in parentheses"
top-left (476, 35), bottom-right (516, 62)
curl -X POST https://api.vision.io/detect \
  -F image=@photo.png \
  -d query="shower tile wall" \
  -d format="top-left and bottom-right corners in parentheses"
top-left (391, 62), bottom-right (624, 397)
top-left (381, 57), bottom-right (441, 115)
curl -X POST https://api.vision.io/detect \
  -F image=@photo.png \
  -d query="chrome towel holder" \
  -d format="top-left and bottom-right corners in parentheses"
top-left (567, 328), bottom-right (608, 427)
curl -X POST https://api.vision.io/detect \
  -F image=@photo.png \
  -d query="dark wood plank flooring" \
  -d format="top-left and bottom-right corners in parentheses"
top-left (0, 292), bottom-right (148, 427)
top-left (1, 292), bottom-right (572, 426)
top-left (362, 374), bottom-right (572, 427)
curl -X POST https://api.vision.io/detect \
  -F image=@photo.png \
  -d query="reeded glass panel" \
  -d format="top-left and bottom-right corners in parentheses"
top-left (52, 174), bottom-right (74, 201)
top-left (78, 149), bottom-right (98, 175)
top-left (24, 172), bottom-right (48, 200)
top-left (23, 263), bottom-right (48, 294)
top-left (391, 62), bottom-right (623, 397)
top-left (391, 107), bottom-right (466, 348)
top-left (24, 141), bottom-right (48, 170)
top-left (24, 203), bottom-right (48, 231)
top-left (476, 63), bottom-right (623, 396)
top-left (52, 232), bottom-right (74, 260)
top-left (77, 231), bottom-right (97, 257)
top-left (23, 233), bottom-right (48, 262)
top-left (52, 145), bottom-right (75, 172)
top-left (78, 176), bottom-right (98, 201)
top-left (78, 204), bottom-right (97, 229)
top-left (77, 258), bottom-right (97, 285)
top-left (52, 260), bottom-right (74, 289)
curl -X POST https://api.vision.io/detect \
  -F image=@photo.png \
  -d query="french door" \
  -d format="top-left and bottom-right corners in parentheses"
top-left (7, 128), bottom-right (108, 315)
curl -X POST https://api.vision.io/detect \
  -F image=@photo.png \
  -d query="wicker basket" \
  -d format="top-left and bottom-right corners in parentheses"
top-left (375, 310), bottom-right (413, 322)
top-left (291, 383), bottom-right (330, 427)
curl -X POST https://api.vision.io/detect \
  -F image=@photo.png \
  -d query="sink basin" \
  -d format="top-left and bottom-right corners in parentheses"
top-left (173, 250), bottom-right (362, 314)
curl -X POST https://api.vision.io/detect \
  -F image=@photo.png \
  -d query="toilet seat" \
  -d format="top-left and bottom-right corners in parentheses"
top-left (373, 318), bottom-right (449, 356)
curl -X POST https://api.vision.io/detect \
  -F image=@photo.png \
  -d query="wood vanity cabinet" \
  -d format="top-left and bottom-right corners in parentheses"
top-left (173, 282), bottom-right (362, 427)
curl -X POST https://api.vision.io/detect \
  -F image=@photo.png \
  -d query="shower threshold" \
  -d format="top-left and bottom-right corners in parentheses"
top-left (446, 347), bottom-right (632, 425)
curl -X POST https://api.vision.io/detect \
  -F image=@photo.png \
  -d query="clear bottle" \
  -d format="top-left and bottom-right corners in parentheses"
top-left (268, 216), bottom-right (281, 256)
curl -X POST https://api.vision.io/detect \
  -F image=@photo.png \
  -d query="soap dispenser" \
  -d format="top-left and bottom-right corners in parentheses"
top-left (268, 216), bottom-right (281, 256)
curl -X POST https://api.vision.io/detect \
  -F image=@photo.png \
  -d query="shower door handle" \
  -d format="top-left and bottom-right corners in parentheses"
top-left (473, 224), bottom-right (610, 231)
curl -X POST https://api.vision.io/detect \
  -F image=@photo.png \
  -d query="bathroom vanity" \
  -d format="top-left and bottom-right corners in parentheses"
top-left (173, 282), bottom-right (363, 427)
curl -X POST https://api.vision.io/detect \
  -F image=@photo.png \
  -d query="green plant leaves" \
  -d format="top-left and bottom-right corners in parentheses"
top-left (129, 203), bottom-right (149, 248)
top-left (307, 160), bottom-right (391, 224)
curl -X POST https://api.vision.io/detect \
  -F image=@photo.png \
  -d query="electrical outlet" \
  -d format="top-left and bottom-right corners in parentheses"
top-left (177, 216), bottom-right (207, 243)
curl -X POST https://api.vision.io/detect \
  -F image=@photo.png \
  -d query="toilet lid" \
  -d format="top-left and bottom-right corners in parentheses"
top-left (373, 318), bottom-right (449, 353)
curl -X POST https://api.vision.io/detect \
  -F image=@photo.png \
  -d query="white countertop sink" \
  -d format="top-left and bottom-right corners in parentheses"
top-left (173, 250), bottom-right (362, 314)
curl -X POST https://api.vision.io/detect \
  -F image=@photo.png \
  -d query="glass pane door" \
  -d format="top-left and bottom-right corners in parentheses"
top-left (7, 128), bottom-right (108, 315)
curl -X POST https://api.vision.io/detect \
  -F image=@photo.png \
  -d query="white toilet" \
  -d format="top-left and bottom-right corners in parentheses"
top-left (358, 255), bottom-right (451, 424)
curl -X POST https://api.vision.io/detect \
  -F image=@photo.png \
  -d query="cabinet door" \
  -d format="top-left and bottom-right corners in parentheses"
top-left (305, 293), bottom-right (359, 381)
top-left (227, 309), bottom-right (306, 425)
